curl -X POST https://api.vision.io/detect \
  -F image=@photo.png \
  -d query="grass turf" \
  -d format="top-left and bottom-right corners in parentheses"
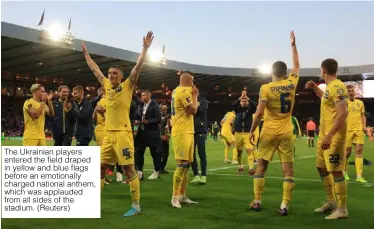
top-left (1, 138), bottom-right (374, 229)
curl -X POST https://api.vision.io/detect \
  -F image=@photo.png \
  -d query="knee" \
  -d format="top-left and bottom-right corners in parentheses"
top-left (317, 167), bottom-right (329, 177)
top-left (100, 164), bottom-right (107, 178)
top-left (331, 171), bottom-right (344, 179)
top-left (123, 165), bottom-right (136, 178)
top-left (255, 159), bottom-right (268, 174)
top-left (355, 147), bottom-right (363, 155)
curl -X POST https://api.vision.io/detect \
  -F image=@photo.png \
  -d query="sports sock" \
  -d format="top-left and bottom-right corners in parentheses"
top-left (344, 157), bottom-right (349, 172)
top-left (281, 176), bottom-right (295, 207)
top-left (237, 151), bottom-right (242, 166)
top-left (311, 139), bottom-right (314, 147)
top-left (253, 174), bottom-right (265, 202)
top-left (224, 146), bottom-right (229, 160)
top-left (100, 178), bottom-right (105, 190)
top-left (307, 139), bottom-right (310, 147)
top-left (128, 174), bottom-right (140, 206)
top-left (173, 164), bottom-right (186, 197)
top-left (232, 148), bottom-right (238, 161)
top-left (321, 173), bottom-right (336, 202)
top-left (334, 176), bottom-right (347, 208)
top-left (355, 155), bottom-right (363, 177)
top-left (179, 165), bottom-right (190, 197)
top-left (247, 152), bottom-right (254, 170)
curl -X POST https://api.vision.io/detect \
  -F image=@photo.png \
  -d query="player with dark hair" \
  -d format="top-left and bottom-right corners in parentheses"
top-left (249, 31), bottom-right (300, 216)
top-left (82, 31), bottom-right (154, 217)
top-left (305, 58), bottom-right (349, 219)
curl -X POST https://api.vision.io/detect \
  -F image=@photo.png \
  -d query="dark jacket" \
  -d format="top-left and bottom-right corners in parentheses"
top-left (194, 96), bottom-right (208, 134)
top-left (135, 99), bottom-right (161, 146)
top-left (233, 99), bottom-right (257, 133)
top-left (130, 95), bottom-right (141, 123)
top-left (50, 99), bottom-right (76, 136)
top-left (70, 98), bottom-right (94, 139)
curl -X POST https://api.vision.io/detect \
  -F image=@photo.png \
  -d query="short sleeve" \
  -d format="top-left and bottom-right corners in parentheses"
top-left (287, 72), bottom-right (300, 86)
top-left (179, 89), bottom-right (192, 108)
top-left (331, 84), bottom-right (348, 103)
top-left (360, 101), bottom-right (365, 113)
top-left (23, 100), bottom-right (32, 110)
top-left (102, 77), bottom-right (109, 89)
top-left (259, 85), bottom-right (268, 102)
top-left (123, 77), bottom-right (134, 92)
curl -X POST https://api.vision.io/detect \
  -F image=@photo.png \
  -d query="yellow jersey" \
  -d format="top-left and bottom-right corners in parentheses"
top-left (23, 98), bottom-right (46, 140)
top-left (320, 79), bottom-right (348, 143)
top-left (95, 97), bottom-right (106, 131)
top-left (171, 86), bottom-right (194, 136)
top-left (259, 72), bottom-right (299, 135)
top-left (347, 99), bottom-right (365, 131)
top-left (221, 112), bottom-right (235, 132)
top-left (102, 77), bottom-right (133, 131)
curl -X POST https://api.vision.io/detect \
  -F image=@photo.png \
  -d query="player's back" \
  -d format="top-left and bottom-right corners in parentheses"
top-left (96, 97), bottom-right (106, 131)
top-left (320, 79), bottom-right (347, 143)
top-left (23, 98), bottom-right (45, 139)
top-left (222, 112), bottom-right (235, 130)
top-left (171, 86), bottom-right (194, 137)
top-left (347, 99), bottom-right (364, 131)
top-left (102, 77), bottom-right (132, 132)
top-left (260, 73), bottom-right (299, 135)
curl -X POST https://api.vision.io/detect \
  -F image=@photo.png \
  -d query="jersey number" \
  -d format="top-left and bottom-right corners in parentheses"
top-left (280, 93), bottom-right (291, 113)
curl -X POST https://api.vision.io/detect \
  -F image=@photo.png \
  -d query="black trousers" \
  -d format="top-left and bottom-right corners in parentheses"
top-left (213, 131), bottom-right (218, 141)
top-left (53, 134), bottom-right (73, 146)
top-left (160, 140), bottom-right (169, 170)
top-left (76, 137), bottom-right (91, 146)
top-left (191, 133), bottom-right (207, 176)
top-left (135, 144), bottom-right (161, 172)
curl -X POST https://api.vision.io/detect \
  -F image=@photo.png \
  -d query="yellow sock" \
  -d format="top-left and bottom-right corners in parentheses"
top-left (100, 178), bottom-right (105, 190)
top-left (224, 146), bottom-right (229, 160)
top-left (128, 175), bottom-right (140, 204)
top-left (355, 156), bottom-right (363, 177)
top-left (179, 167), bottom-right (190, 196)
top-left (232, 148), bottom-right (238, 161)
top-left (173, 165), bottom-right (185, 197)
top-left (247, 152), bottom-right (254, 170)
top-left (237, 151), bottom-right (242, 166)
top-left (322, 173), bottom-right (336, 202)
top-left (282, 176), bottom-right (295, 206)
top-left (344, 157), bottom-right (349, 172)
top-left (253, 174), bottom-right (265, 201)
top-left (334, 177), bottom-right (347, 208)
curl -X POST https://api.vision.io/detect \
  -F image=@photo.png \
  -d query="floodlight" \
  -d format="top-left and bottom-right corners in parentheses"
top-left (47, 23), bottom-right (64, 41)
top-left (259, 65), bottom-right (271, 74)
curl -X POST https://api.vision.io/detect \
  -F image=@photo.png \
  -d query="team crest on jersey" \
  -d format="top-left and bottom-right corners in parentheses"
top-left (115, 85), bottom-right (122, 93)
top-left (357, 103), bottom-right (360, 107)
top-left (186, 97), bottom-right (191, 103)
top-left (28, 104), bottom-right (33, 108)
top-left (291, 73), bottom-right (298, 78)
top-left (336, 87), bottom-right (344, 95)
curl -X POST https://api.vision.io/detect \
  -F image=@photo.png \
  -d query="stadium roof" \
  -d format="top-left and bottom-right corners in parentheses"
top-left (2, 21), bottom-right (373, 97)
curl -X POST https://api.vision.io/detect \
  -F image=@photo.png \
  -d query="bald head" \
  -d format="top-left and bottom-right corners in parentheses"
top-left (179, 71), bottom-right (194, 86)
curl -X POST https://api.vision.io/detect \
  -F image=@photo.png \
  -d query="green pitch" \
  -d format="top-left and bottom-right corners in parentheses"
top-left (2, 138), bottom-right (374, 229)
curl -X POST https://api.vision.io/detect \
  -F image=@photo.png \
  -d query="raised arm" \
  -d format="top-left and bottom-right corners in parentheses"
top-left (44, 92), bottom-right (55, 117)
top-left (186, 86), bottom-right (199, 115)
top-left (305, 81), bottom-right (324, 98)
top-left (129, 31), bottom-right (154, 86)
top-left (290, 31), bottom-right (300, 74)
top-left (82, 41), bottom-right (106, 85)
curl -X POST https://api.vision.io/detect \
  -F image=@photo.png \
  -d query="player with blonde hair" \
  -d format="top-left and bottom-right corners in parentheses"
top-left (23, 83), bottom-right (54, 146)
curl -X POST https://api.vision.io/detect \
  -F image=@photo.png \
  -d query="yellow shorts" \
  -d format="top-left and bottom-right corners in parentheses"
top-left (257, 133), bottom-right (294, 162)
top-left (94, 129), bottom-right (107, 146)
top-left (316, 140), bottom-right (345, 172)
top-left (172, 134), bottom-right (194, 162)
top-left (235, 132), bottom-right (254, 151)
top-left (346, 130), bottom-right (364, 147)
top-left (23, 139), bottom-right (47, 146)
top-left (101, 130), bottom-right (134, 166)
top-left (221, 131), bottom-right (234, 144)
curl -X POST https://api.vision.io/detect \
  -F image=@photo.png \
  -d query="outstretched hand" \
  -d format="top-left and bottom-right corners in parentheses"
top-left (290, 31), bottom-right (296, 46)
top-left (143, 31), bottom-right (154, 48)
top-left (305, 80), bottom-right (317, 90)
top-left (82, 41), bottom-right (88, 55)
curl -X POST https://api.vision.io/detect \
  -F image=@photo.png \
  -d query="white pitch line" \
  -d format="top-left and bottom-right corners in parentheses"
top-left (207, 155), bottom-right (316, 172)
